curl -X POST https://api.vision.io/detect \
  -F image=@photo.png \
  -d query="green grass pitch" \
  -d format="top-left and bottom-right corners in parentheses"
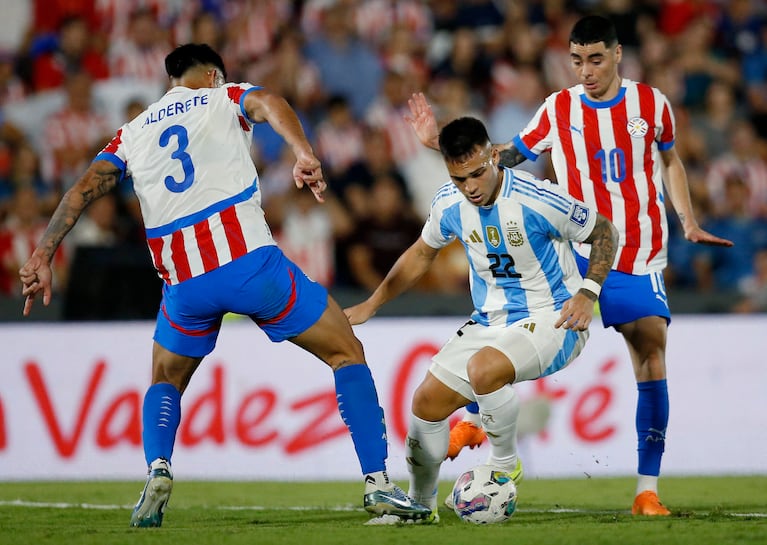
top-left (0, 476), bottom-right (765, 545)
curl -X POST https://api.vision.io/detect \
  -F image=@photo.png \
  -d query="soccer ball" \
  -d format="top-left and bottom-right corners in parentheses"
top-left (451, 465), bottom-right (518, 524)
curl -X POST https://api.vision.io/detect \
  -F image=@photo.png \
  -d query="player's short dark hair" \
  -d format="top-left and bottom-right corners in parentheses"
top-left (165, 43), bottom-right (227, 80)
top-left (569, 15), bottom-right (618, 48)
top-left (438, 117), bottom-right (490, 162)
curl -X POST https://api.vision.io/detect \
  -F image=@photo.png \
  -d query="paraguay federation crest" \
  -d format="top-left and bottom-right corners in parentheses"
top-left (485, 225), bottom-right (501, 248)
top-left (627, 116), bottom-right (649, 138)
top-left (505, 221), bottom-right (524, 247)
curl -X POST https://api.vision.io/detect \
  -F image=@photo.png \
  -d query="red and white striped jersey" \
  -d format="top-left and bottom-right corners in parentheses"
top-left (365, 100), bottom-right (423, 164)
top-left (95, 83), bottom-right (276, 285)
top-left (43, 107), bottom-right (113, 188)
top-left (513, 78), bottom-right (675, 274)
top-left (109, 39), bottom-right (170, 85)
top-left (314, 119), bottom-right (365, 175)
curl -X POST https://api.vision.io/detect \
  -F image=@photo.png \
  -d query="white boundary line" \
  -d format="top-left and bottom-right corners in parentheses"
top-left (1, 500), bottom-right (766, 517)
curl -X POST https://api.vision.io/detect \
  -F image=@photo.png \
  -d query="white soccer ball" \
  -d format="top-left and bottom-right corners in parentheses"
top-left (451, 465), bottom-right (518, 524)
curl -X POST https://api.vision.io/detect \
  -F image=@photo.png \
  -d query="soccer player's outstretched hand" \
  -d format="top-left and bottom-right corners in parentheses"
top-left (684, 225), bottom-right (734, 247)
top-left (344, 301), bottom-right (377, 326)
top-left (293, 150), bottom-right (326, 203)
top-left (405, 92), bottom-right (440, 150)
top-left (19, 253), bottom-right (52, 316)
top-left (555, 292), bottom-right (595, 331)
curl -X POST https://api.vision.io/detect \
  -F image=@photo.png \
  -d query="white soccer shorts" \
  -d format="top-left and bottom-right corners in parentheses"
top-left (430, 310), bottom-right (589, 401)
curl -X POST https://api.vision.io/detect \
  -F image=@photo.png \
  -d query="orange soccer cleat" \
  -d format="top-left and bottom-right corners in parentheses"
top-left (446, 421), bottom-right (486, 460)
top-left (631, 490), bottom-right (671, 516)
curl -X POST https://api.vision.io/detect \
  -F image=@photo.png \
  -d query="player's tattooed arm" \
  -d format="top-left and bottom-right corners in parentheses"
top-left (580, 213), bottom-right (619, 301)
top-left (496, 145), bottom-right (526, 168)
top-left (36, 161), bottom-right (120, 262)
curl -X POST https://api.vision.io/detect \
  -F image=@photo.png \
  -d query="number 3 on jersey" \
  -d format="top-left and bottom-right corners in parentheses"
top-left (160, 124), bottom-right (195, 192)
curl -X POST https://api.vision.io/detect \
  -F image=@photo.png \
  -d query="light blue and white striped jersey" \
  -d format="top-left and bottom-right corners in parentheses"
top-left (422, 167), bottom-right (598, 326)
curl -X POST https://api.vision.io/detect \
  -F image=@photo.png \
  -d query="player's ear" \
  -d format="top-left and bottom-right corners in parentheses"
top-left (491, 146), bottom-right (500, 166)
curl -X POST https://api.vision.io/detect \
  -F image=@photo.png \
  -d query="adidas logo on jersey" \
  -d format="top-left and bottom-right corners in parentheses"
top-left (464, 230), bottom-right (483, 243)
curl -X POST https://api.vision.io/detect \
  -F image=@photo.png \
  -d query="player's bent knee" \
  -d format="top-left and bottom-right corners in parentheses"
top-left (467, 358), bottom-right (514, 395)
top-left (411, 381), bottom-right (465, 421)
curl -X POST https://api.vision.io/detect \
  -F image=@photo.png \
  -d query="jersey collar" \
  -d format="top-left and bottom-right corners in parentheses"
top-left (580, 82), bottom-right (626, 109)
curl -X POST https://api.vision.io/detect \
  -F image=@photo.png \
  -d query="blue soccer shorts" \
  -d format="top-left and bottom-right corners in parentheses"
top-left (154, 245), bottom-right (328, 357)
top-left (575, 253), bottom-right (671, 328)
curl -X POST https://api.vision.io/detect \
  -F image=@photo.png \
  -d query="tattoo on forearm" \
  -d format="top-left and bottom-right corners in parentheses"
top-left (498, 147), bottom-right (526, 168)
top-left (38, 166), bottom-right (120, 260)
top-left (583, 215), bottom-right (618, 287)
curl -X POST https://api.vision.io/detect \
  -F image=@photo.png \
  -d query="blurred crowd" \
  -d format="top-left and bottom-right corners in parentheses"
top-left (0, 0), bottom-right (765, 314)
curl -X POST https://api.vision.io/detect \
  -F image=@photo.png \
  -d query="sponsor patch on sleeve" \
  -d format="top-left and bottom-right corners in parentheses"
top-left (569, 204), bottom-right (589, 227)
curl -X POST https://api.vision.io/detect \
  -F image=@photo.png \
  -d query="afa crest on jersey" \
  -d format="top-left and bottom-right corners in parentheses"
top-left (505, 221), bottom-right (524, 247)
top-left (486, 226), bottom-right (501, 248)
top-left (627, 116), bottom-right (649, 138)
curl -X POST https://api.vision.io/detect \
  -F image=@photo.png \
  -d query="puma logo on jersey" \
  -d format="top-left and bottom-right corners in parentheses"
top-left (570, 125), bottom-right (583, 136)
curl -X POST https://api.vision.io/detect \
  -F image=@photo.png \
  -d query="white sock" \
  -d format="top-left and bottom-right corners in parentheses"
top-left (364, 470), bottom-right (391, 492)
top-left (475, 385), bottom-right (520, 472)
top-left (406, 414), bottom-right (449, 510)
top-left (636, 474), bottom-right (659, 495)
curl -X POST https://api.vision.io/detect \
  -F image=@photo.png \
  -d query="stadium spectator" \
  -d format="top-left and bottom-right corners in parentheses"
top-left (18, 43), bottom-right (432, 527)
top-left (355, 0), bottom-right (433, 49)
top-left (108, 7), bottom-right (171, 86)
top-left (269, 176), bottom-right (354, 289)
top-left (313, 95), bottom-right (365, 185)
top-left (66, 190), bottom-right (121, 248)
top-left (705, 119), bottom-right (767, 219)
top-left (1, 143), bottom-right (54, 220)
top-left (40, 70), bottom-right (112, 194)
top-left (541, 11), bottom-right (583, 92)
top-left (688, 79), bottom-right (745, 161)
top-left (222, 0), bottom-right (292, 72)
top-left (303, 1), bottom-right (383, 118)
top-left (366, 69), bottom-right (447, 218)
top-left (346, 173), bottom-right (422, 292)
top-left (1, 185), bottom-right (67, 296)
top-left (732, 248), bottom-right (767, 313)
top-left (742, 22), bottom-right (767, 138)
top-left (694, 175), bottom-right (767, 291)
top-left (429, 75), bottom-right (485, 128)
top-left (333, 125), bottom-right (410, 221)
top-left (188, 9), bottom-right (225, 52)
top-left (486, 65), bottom-right (548, 179)
top-left (244, 28), bottom-right (323, 115)
top-left (0, 50), bottom-right (26, 106)
top-left (30, 0), bottom-right (100, 35)
top-left (664, 172), bottom-right (713, 290)
top-left (673, 15), bottom-right (740, 110)
top-left (430, 26), bottom-right (492, 105)
top-left (378, 22), bottom-right (431, 90)
top-left (30, 15), bottom-right (109, 92)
